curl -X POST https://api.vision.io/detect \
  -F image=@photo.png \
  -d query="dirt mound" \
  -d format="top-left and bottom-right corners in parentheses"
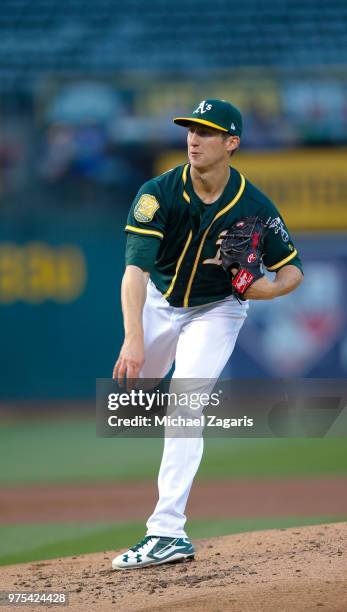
top-left (1, 523), bottom-right (346, 612)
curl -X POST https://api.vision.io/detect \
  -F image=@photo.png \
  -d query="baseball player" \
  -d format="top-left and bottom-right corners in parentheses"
top-left (111, 99), bottom-right (303, 570)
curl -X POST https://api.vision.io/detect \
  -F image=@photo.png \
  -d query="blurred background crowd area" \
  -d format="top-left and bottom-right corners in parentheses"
top-left (1, 0), bottom-right (347, 398)
top-left (0, 0), bottom-right (346, 210)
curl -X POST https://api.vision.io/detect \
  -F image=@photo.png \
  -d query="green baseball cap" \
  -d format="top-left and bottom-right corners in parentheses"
top-left (173, 99), bottom-right (243, 136)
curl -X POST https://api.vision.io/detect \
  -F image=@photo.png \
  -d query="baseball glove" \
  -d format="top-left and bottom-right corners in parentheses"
top-left (220, 216), bottom-right (267, 301)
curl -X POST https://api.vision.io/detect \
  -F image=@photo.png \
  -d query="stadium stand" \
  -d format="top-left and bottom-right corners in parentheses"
top-left (0, 0), bottom-right (346, 90)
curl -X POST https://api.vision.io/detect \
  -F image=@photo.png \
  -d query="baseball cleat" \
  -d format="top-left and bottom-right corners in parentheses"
top-left (111, 535), bottom-right (195, 570)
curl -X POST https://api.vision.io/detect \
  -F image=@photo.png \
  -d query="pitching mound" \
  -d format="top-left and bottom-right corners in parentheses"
top-left (1, 523), bottom-right (346, 611)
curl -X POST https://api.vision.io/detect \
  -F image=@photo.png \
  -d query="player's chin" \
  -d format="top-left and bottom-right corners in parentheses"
top-left (189, 153), bottom-right (206, 169)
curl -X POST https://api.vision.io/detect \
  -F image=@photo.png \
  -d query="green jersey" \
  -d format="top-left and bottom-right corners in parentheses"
top-left (125, 164), bottom-right (302, 307)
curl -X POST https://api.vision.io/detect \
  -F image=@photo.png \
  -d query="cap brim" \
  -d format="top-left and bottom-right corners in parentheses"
top-left (173, 117), bottom-right (229, 133)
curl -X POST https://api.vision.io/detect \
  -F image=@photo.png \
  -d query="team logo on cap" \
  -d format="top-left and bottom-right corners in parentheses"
top-left (193, 101), bottom-right (213, 115)
top-left (134, 194), bottom-right (160, 223)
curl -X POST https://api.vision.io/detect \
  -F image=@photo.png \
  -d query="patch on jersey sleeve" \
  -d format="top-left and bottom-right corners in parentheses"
top-left (134, 194), bottom-right (160, 223)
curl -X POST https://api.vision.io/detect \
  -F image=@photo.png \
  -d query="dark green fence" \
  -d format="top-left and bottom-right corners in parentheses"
top-left (0, 210), bottom-right (126, 399)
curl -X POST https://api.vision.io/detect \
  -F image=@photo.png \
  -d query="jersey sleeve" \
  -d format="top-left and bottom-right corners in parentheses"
top-left (262, 205), bottom-right (303, 273)
top-left (125, 234), bottom-right (161, 272)
top-left (125, 179), bottom-right (168, 241)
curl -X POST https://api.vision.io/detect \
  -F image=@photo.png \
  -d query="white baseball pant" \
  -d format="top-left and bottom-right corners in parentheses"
top-left (140, 280), bottom-right (248, 538)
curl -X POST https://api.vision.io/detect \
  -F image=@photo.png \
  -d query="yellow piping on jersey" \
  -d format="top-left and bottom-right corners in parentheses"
top-left (125, 225), bottom-right (164, 239)
top-left (182, 164), bottom-right (190, 203)
top-left (267, 249), bottom-right (298, 271)
top-left (163, 230), bottom-right (193, 298)
top-left (183, 173), bottom-right (246, 307)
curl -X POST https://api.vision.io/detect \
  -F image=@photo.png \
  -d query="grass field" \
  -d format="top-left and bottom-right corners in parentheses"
top-left (1, 417), bottom-right (347, 484)
top-left (1, 516), bottom-right (346, 566)
top-left (1, 415), bottom-right (346, 566)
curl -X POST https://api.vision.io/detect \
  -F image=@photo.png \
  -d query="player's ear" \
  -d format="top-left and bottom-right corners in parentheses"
top-left (224, 135), bottom-right (240, 155)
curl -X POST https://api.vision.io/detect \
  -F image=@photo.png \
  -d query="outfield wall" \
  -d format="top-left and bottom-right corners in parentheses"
top-left (0, 211), bottom-right (126, 399)
top-left (0, 209), bottom-right (346, 399)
